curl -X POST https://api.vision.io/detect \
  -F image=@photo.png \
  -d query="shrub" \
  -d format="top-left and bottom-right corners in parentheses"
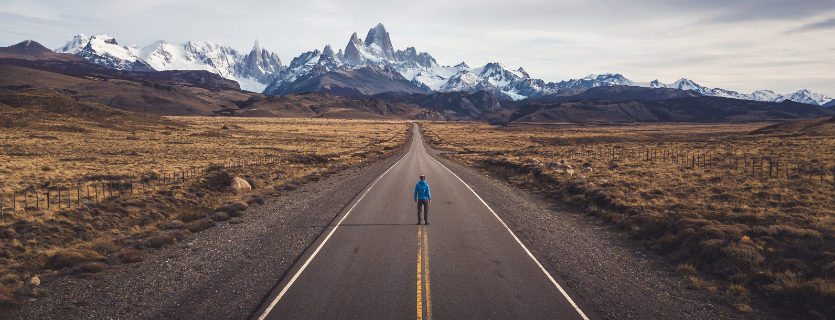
top-left (247, 194), bottom-right (265, 206)
top-left (167, 229), bottom-right (190, 241)
top-left (113, 248), bottom-right (143, 264)
top-left (146, 232), bottom-right (176, 248)
top-left (198, 172), bottom-right (232, 192)
top-left (728, 284), bottom-right (749, 296)
top-left (676, 263), bottom-right (697, 277)
top-left (75, 261), bottom-right (106, 274)
top-left (45, 249), bottom-right (102, 270)
top-left (210, 211), bottom-right (230, 222)
top-left (91, 240), bottom-right (120, 255)
top-left (177, 206), bottom-right (212, 223)
top-left (185, 218), bottom-right (215, 233)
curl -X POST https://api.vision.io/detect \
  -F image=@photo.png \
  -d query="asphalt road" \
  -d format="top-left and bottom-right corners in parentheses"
top-left (254, 123), bottom-right (592, 320)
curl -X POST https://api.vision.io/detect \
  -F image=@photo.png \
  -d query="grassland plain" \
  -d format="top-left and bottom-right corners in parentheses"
top-left (0, 89), bottom-right (410, 316)
top-left (421, 120), bottom-right (835, 319)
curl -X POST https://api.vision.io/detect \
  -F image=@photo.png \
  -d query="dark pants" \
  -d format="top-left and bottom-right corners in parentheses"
top-left (417, 199), bottom-right (429, 221)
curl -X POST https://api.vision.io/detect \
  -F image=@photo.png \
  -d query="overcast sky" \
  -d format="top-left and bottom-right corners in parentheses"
top-left (1, 0), bottom-right (833, 96)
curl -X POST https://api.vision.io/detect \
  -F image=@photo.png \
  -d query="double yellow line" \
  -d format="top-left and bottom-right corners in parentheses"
top-left (417, 226), bottom-right (432, 320)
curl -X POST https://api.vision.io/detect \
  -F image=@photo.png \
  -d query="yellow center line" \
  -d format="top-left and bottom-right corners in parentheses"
top-left (417, 226), bottom-right (423, 320)
top-left (423, 226), bottom-right (433, 320)
top-left (417, 225), bottom-right (433, 320)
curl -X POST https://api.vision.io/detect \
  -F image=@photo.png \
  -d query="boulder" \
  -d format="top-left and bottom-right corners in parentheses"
top-left (584, 167), bottom-right (593, 172)
top-left (548, 161), bottom-right (560, 168)
top-left (26, 276), bottom-right (40, 286)
top-left (230, 177), bottom-right (251, 192)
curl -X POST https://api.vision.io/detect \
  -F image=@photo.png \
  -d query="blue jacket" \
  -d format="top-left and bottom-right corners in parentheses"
top-left (414, 180), bottom-right (431, 200)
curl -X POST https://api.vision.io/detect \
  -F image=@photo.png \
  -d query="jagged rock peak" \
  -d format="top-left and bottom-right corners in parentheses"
top-left (455, 62), bottom-right (469, 68)
top-left (322, 45), bottom-right (335, 57)
top-left (350, 32), bottom-right (362, 45)
top-left (517, 67), bottom-right (530, 78)
top-left (649, 79), bottom-right (663, 88)
top-left (364, 23), bottom-right (395, 60)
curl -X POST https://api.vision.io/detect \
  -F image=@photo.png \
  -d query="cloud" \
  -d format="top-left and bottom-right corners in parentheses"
top-left (646, 0), bottom-right (835, 23)
top-left (787, 17), bottom-right (835, 33)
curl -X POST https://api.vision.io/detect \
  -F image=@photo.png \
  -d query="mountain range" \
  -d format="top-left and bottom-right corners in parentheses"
top-left (3, 39), bottom-right (833, 125)
top-left (51, 24), bottom-right (833, 107)
top-left (55, 34), bottom-right (282, 92)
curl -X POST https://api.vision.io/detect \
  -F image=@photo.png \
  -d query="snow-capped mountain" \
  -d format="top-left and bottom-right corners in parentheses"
top-left (648, 78), bottom-right (833, 106)
top-left (55, 34), bottom-right (153, 71)
top-left (55, 26), bottom-right (832, 106)
top-left (55, 35), bottom-right (282, 92)
top-left (269, 23), bottom-right (833, 105)
top-left (137, 39), bottom-right (283, 92)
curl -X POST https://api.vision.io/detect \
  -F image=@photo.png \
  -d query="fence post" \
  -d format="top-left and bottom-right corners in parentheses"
top-left (47, 191), bottom-right (50, 209)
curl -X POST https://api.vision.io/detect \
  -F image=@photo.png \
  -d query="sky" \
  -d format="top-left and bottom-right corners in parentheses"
top-left (1, 0), bottom-right (833, 97)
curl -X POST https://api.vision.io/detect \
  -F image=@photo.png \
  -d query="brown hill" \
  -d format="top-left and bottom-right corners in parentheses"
top-left (234, 91), bottom-right (445, 120)
top-left (0, 40), bottom-right (240, 91)
top-left (370, 90), bottom-right (501, 121)
top-left (749, 116), bottom-right (835, 136)
top-left (0, 88), bottom-right (175, 131)
top-left (0, 40), bottom-right (67, 58)
top-left (504, 96), bottom-right (835, 124)
top-left (0, 64), bottom-right (240, 116)
top-left (530, 85), bottom-right (701, 103)
top-left (265, 65), bottom-right (426, 97)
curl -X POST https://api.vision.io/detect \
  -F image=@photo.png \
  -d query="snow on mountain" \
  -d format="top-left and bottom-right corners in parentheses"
top-left (648, 79), bottom-right (833, 106)
top-left (137, 40), bottom-right (282, 92)
top-left (56, 34), bottom-right (283, 92)
top-left (55, 34), bottom-right (89, 54)
top-left (749, 89), bottom-right (782, 102)
top-left (53, 26), bottom-right (833, 105)
top-left (56, 34), bottom-right (153, 71)
top-left (783, 90), bottom-right (832, 106)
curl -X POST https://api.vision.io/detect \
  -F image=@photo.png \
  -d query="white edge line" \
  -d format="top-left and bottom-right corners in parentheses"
top-left (427, 151), bottom-right (591, 320)
top-left (257, 127), bottom-right (415, 320)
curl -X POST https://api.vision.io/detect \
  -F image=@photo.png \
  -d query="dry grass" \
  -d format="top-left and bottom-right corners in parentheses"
top-left (423, 121), bottom-right (835, 318)
top-left (0, 93), bottom-right (410, 312)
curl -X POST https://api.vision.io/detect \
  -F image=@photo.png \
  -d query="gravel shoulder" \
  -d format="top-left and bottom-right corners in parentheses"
top-left (12, 143), bottom-right (410, 320)
top-left (427, 147), bottom-right (775, 320)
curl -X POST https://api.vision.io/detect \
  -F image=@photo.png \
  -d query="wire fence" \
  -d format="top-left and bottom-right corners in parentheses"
top-left (556, 145), bottom-right (835, 186)
top-left (0, 155), bottom-right (279, 223)
top-left (0, 127), bottom-right (410, 224)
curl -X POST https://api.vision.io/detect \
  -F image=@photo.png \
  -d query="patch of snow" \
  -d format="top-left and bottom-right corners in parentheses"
top-left (235, 76), bottom-right (268, 93)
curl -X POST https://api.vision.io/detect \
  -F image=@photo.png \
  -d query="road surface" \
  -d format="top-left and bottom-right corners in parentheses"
top-left (254, 123), bottom-right (592, 320)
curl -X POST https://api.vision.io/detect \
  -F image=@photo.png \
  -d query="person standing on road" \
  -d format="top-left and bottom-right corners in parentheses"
top-left (414, 175), bottom-right (431, 225)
